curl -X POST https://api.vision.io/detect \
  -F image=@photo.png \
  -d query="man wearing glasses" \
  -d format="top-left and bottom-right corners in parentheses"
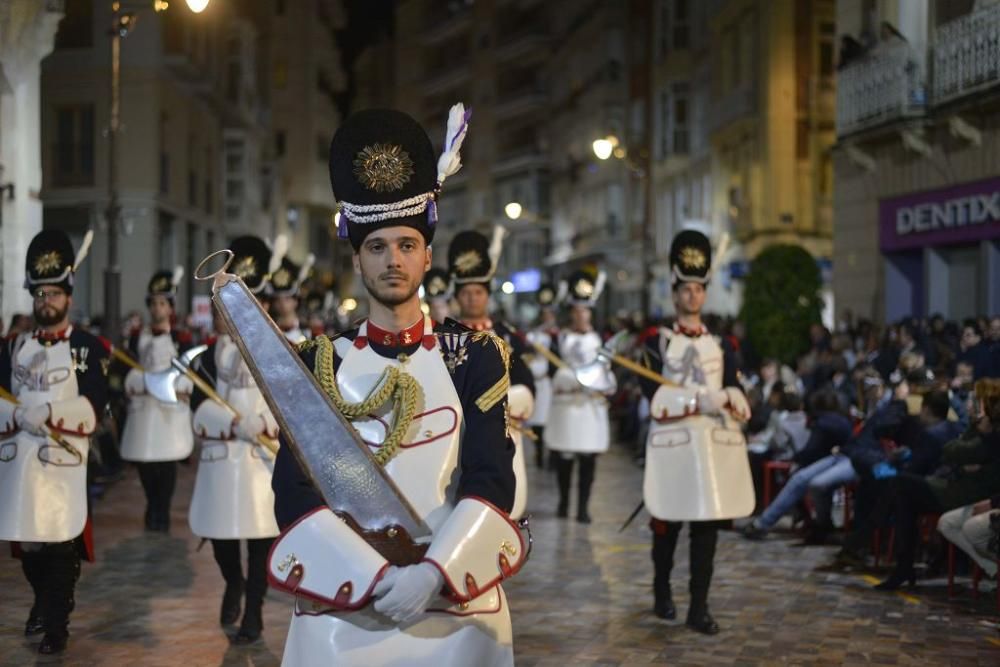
top-left (0, 230), bottom-right (109, 655)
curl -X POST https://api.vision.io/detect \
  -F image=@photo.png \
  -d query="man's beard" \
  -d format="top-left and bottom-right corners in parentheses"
top-left (362, 270), bottom-right (421, 307)
top-left (34, 301), bottom-right (69, 327)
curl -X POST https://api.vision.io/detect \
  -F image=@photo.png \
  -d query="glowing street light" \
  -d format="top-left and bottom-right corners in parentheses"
top-left (504, 202), bottom-right (523, 220)
top-left (592, 135), bottom-right (619, 161)
top-left (185, 0), bottom-right (210, 12)
top-left (501, 281), bottom-right (515, 295)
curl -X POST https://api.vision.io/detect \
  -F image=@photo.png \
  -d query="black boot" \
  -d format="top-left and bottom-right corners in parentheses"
top-left (154, 461), bottom-right (177, 532)
top-left (685, 608), bottom-right (720, 635)
top-left (212, 540), bottom-right (244, 625)
top-left (38, 541), bottom-right (80, 654)
top-left (138, 462), bottom-right (157, 531)
top-left (234, 538), bottom-right (273, 644)
top-left (38, 633), bottom-right (68, 654)
top-left (652, 522), bottom-right (680, 620)
top-left (533, 427), bottom-right (545, 468)
top-left (688, 521), bottom-right (720, 634)
top-left (873, 567), bottom-right (916, 591)
top-left (576, 454), bottom-right (596, 524)
top-left (22, 550), bottom-right (46, 636)
top-left (555, 455), bottom-right (573, 518)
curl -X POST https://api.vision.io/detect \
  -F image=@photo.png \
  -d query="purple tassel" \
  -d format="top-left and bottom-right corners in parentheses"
top-left (337, 214), bottom-right (349, 239)
top-left (427, 197), bottom-right (438, 226)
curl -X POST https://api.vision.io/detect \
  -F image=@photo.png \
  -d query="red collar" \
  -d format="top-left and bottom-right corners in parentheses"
top-left (673, 322), bottom-right (708, 338)
top-left (151, 327), bottom-right (172, 337)
top-left (461, 318), bottom-right (493, 332)
top-left (33, 326), bottom-right (72, 343)
top-left (355, 318), bottom-right (436, 350)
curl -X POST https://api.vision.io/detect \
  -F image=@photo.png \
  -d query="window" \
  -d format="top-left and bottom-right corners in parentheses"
top-left (55, 0), bottom-right (93, 50)
top-left (276, 0), bottom-right (286, 16)
top-left (159, 113), bottom-right (169, 194)
top-left (158, 213), bottom-right (175, 268)
top-left (672, 0), bottom-right (690, 50)
top-left (53, 105), bottom-right (95, 187)
top-left (819, 21), bottom-right (835, 78)
top-left (673, 84), bottom-right (690, 154)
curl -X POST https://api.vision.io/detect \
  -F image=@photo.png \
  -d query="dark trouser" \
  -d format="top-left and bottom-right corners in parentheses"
top-left (651, 520), bottom-right (725, 616)
top-left (747, 451), bottom-right (770, 515)
top-left (555, 453), bottom-right (597, 516)
top-left (887, 473), bottom-right (945, 574)
top-left (532, 426), bottom-right (545, 467)
top-left (843, 475), bottom-right (892, 554)
top-left (21, 540), bottom-right (82, 640)
top-left (137, 461), bottom-right (178, 529)
top-left (211, 537), bottom-right (275, 626)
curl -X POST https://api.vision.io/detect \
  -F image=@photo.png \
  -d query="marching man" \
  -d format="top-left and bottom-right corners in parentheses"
top-left (269, 252), bottom-right (315, 345)
top-left (525, 283), bottom-right (558, 468)
top-left (0, 230), bottom-right (109, 654)
top-left (269, 105), bottom-right (527, 666)
top-left (546, 269), bottom-right (616, 523)
top-left (449, 227), bottom-right (535, 519)
top-left (422, 266), bottom-right (453, 324)
top-left (120, 267), bottom-right (194, 532)
top-left (188, 236), bottom-right (284, 644)
top-left (638, 229), bottom-right (754, 634)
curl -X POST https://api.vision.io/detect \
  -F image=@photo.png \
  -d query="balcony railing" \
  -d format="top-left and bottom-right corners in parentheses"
top-left (836, 41), bottom-right (927, 136)
top-left (933, 2), bottom-right (1000, 106)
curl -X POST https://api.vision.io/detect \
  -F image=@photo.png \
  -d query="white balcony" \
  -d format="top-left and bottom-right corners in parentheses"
top-left (836, 41), bottom-right (927, 137)
top-left (933, 3), bottom-right (1000, 106)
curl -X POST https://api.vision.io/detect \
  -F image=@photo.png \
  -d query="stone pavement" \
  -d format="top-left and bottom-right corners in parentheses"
top-left (2, 445), bottom-right (999, 666)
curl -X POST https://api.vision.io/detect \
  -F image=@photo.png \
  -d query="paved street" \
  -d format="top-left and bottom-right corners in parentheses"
top-left (2, 444), bottom-right (999, 666)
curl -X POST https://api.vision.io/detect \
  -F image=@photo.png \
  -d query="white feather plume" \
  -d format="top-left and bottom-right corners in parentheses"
top-left (298, 253), bottom-right (316, 286)
top-left (709, 232), bottom-right (731, 279)
top-left (592, 270), bottom-right (607, 303)
top-left (436, 103), bottom-right (470, 186)
top-left (556, 280), bottom-right (568, 305)
top-left (73, 229), bottom-right (94, 271)
top-left (487, 225), bottom-right (506, 277)
top-left (171, 265), bottom-right (185, 288)
top-left (322, 292), bottom-right (336, 313)
top-left (269, 234), bottom-right (288, 275)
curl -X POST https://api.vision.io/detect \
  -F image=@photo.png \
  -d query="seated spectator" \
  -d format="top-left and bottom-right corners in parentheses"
top-left (957, 320), bottom-right (993, 380)
top-left (937, 494), bottom-right (999, 580)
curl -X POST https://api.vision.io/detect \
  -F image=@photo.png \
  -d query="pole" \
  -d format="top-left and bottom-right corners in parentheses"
top-left (641, 0), bottom-right (655, 316)
top-left (104, 3), bottom-right (124, 344)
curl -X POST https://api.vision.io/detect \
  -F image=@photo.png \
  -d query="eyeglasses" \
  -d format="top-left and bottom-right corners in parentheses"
top-left (33, 289), bottom-right (66, 302)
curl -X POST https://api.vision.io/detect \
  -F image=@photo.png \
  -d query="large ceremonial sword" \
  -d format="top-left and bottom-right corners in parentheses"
top-left (195, 250), bottom-right (431, 564)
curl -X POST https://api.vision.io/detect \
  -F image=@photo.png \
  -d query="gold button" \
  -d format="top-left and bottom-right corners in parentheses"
top-left (424, 430), bottom-right (433, 438)
top-left (386, 527), bottom-right (398, 538)
top-left (460, 602), bottom-right (469, 610)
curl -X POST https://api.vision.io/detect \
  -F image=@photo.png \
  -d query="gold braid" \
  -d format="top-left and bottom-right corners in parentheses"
top-left (314, 336), bottom-right (420, 466)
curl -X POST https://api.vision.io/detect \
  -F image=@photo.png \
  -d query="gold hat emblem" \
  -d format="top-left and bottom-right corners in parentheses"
top-left (233, 256), bottom-right (257, 280)
top-left (679, 246), bottom-right (707, 271)
top-left (454, 250), bottom-right (482, 274)
top-left (576, 279), bottom-right (594, 297)
top-left (353, 143), bottom-right (415, 193)
top-left (151, 276), bottom-right (171, 293)
top-left (428, 275), bottom-right (447, 295)
top-left (272, 267), bottom-right (292, 288)
top-left (34, 251), bottom-right (63, 276)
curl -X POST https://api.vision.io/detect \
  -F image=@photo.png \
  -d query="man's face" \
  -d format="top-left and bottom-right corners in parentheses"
top-left (456, 283), bottom-right (490, 321)
top-left (672, 281), bottom-right (706, 317)
top-left (148, 295), bottom-right (173, 325)
top-left (570, 304), bottom-right (591, 330)
top-left (32, 287), bottom-right (71, 327)
top-left (962, 326), bottom-right (981, 349)
top-left (272, 295), bottom-right (298, 319)
top-left (989, 317), bottom-right (1000, 342)
top-left (353, 227), bottom-right (430, 307)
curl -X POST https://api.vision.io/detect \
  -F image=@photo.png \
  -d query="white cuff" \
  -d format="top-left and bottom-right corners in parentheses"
top-left (267, 507), bottom-right (390, 610)
top-left (48, 396), bottom-right (98, 435)
top-left (0, 398), bottom-right (16, 436)
top-left (193, 399), bottom-right (234, 440)
top-left (649, 385), bottom-right (700, 422)
top-left (508, 384), bottom-right (534, 421)
top-left (423, 497), bottom-right (527, 603)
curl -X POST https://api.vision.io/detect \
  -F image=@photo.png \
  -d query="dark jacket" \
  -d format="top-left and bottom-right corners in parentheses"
top-left (793, 412), bottom-right (852, 467)
top-left (928, 430), bottom-right (1000, 510)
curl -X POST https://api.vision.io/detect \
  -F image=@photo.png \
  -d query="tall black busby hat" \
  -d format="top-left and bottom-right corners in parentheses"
top-left (447, 226), bottom-right (505, 289)
top-left (423, 267), bottom-right (452, 303)
top-left (669, 229), bottom-right (712, 286)
top-left (269, 253), bottom-right (315, 298)
top-left (24, 229), bottom-right (93, 295)
top-left (147, 266), bottom-right (184, 302)
top-left (229, 235), bottom-right (282, 295)
top-left (537, 283), bottom-right (557, 308)
top-left (329, 104), bottom-right (470, 251)
top-left (561, 268), bottom-right (606, 308)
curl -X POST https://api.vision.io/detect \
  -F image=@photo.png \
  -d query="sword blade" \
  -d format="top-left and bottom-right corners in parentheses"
top-left (212, 275), bottom-right (430, 540)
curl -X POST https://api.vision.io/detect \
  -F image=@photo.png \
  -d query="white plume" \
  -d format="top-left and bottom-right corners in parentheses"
top-left (298, 253), bottom-right (316, 286)
top-left (556, 280), bottom-right (568, 305)
top-left (436, 103), bottom-right (470, 186)
top-left (592, 270), bottom-right (607, 303)
top-left (487, 225), bottom-right (506, 278)
top-left (710, 232), bottom-right (731, 279)
top-left (269, 233), bottom-right (288, 275)
top-left (73, 229), bottom-right (94, 271)
top-left (171, 265), bottom-right (185, 288)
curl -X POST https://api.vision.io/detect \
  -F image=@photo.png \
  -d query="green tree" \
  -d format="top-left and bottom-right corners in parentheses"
top-left (739, 244), bottom-right (824, 366)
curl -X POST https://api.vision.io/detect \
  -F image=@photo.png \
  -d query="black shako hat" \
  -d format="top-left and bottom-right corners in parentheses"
top-left (563, 268), bottom-right (606, 308)
top-left (269, 253), bottom-right (315, 298)
top-left (537, 283), bottom-right (556, 308)
top-left (423, 267), bottom-right (452, 302)
top-left (447, 227), bottom-right (505, 290)
top-left (147, 266), bottom-right (184, 302)
top-left (669, 229), bottom-right (712, 286)
top-left (329, 105), bottom-right (470, 251)
top-left (24, 229), bottom-right (93, 295)
top-left (229, 235), bottom-right (280, 295)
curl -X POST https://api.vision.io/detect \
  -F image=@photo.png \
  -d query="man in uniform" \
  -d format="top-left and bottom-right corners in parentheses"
top-left (422, 266), bottom-right (453, 324)
top-left (637, 229), bottom-right (753, 634)
top-left (0, 230), bottom-right (109, 654)
top-left (269, 250), bottom-right (314, 345)
top-left (525, 283), bottom-right (558, 468)
top-left (120, 267), bottom-right (194, 532)
top-left (188, 235), bottom-right (282, 644)
top-left (269, 105), bottom-right (527, 666)
top-left (448, 227), bottom-right (535, 519)
top-left (546, 269), bottom-right (615, 523)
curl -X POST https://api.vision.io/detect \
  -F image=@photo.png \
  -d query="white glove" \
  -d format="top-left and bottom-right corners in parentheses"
top-left (372, 562), bottom-right (444, 624)
top-left (724, 387), bottom-right (751, 423)
top-left (15, 404), bottom-right (50, 437)
top-left (696, 388), bottom-right (730, 415)
top-left (173, 373), bottom-right (193, 400)
top-left (124, 369), bottom-right (146, 396)
top-left (233, 414), bottom-right (265, 442)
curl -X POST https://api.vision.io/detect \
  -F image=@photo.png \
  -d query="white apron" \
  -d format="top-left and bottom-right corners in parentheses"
top-left (546, 331), bottom-right (610, 454)
top-left (282, 318), bottom-right (513, 667)
top-left (0, 334), bottom-right (90, 542)
top-left (642, 330), bottom-right (754, 521)
top-left (525, 329), bottom-right (552, 428)
top-left (189, 335), bottom-right (279, 539)
top-left (120, 331), bottom-right (194, 462)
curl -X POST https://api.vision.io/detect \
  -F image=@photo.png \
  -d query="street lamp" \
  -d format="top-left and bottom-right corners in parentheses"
top-left (501, 281), bottom-right (515, 295)
top-left (504, 202), bottom-right (522, 220)
top-left (104, 0), bottom-right (210, 342)
top-left (592, 137), bottom-right (615, 161)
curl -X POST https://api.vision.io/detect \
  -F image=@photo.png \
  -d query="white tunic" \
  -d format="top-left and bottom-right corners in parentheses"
top-left (120, 330), bottom-right (194, 462)
top-left (525, 328), bottom-right (553, 428)
top-left (545, 330), bottom-right (611, 454)
top-left (281, 319), bottom-right (513, 667)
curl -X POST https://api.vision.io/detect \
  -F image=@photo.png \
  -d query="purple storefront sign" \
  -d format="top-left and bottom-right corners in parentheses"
top-left (879, 176), bottom-right (1000, 252)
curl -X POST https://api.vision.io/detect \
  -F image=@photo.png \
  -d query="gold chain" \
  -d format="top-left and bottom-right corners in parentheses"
top-left (314, 336), bottom-right (420, 466)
